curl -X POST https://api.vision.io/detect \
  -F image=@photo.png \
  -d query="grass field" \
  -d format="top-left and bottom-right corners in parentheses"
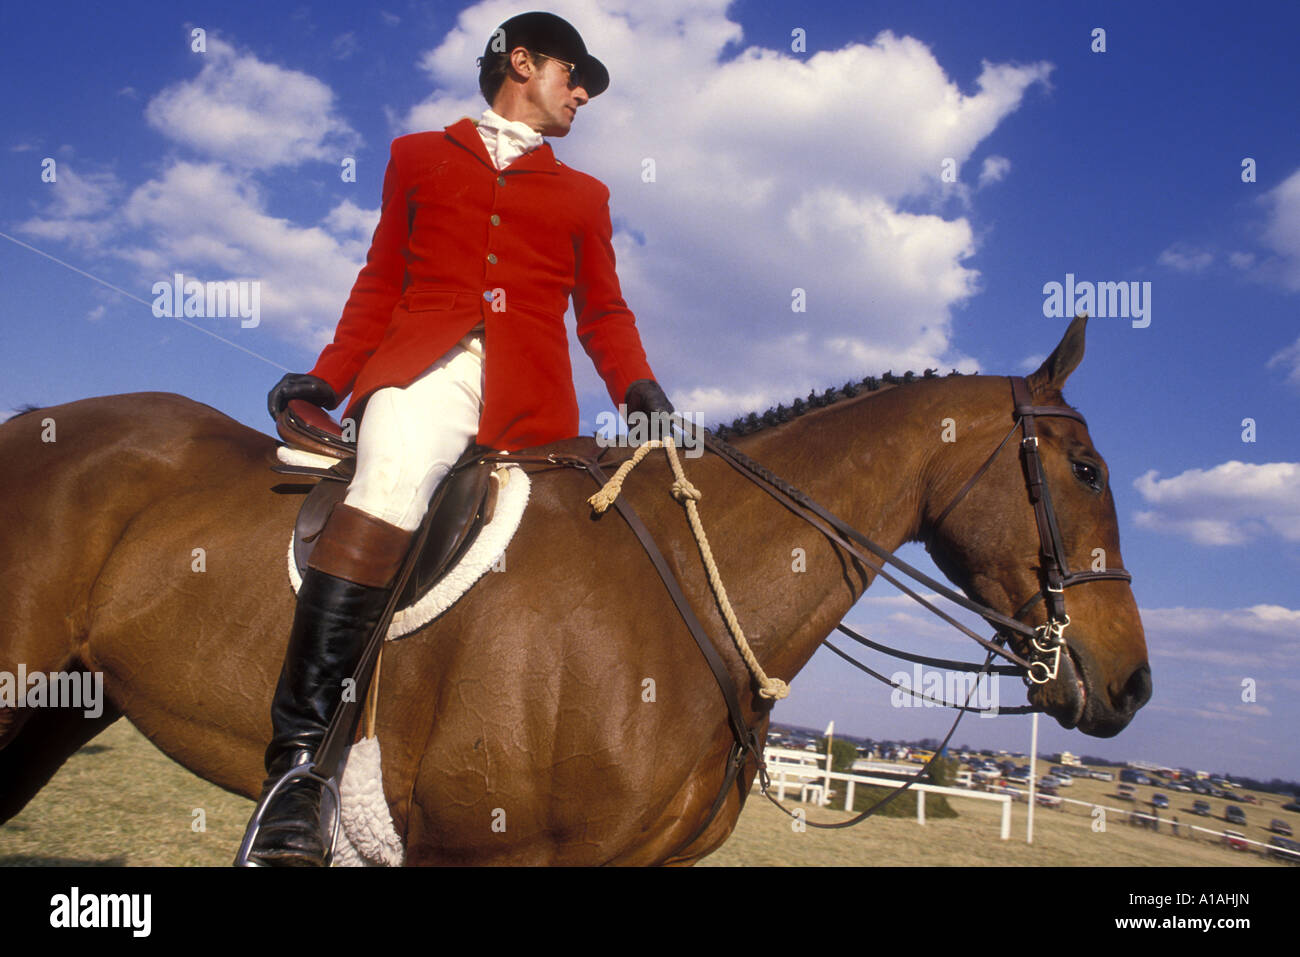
top-left (0, 720), bottom-right (1293, 867)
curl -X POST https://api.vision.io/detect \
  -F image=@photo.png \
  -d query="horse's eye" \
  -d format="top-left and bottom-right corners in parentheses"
top-left (1072, 460), bottom-right (1104, 493)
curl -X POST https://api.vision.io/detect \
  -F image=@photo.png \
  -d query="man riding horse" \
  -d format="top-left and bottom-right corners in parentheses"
top-left (247, 11), bottom-right (673, 866)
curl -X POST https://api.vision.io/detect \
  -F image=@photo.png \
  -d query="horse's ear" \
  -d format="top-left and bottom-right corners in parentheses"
top-left (1027, 313), bottom-right (1087, 394)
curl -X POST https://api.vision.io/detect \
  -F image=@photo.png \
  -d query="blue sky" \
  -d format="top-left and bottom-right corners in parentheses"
top-left (2, 1), bottom-right (1298, 781)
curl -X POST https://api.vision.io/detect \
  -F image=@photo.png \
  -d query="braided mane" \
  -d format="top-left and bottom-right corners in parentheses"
top-left (711, 368), bottom-right (965, 440)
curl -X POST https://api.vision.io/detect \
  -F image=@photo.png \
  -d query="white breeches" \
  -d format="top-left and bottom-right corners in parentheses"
top-left (343, 333), bottom-right (485, 532)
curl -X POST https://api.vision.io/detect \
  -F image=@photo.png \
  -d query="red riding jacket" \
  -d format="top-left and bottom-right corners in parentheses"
top-left (308, 118), bottom-right (656, 451)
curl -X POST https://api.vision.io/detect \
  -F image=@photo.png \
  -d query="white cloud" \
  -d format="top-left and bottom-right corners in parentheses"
top-left (144, 36), bottom-right (357, 170)
top-left (1133, 461), bottom-right (1300, 545)
top-left (978, 155), bottom-right (1011, 187)
top-left (673, 385), bottom-right (773, 427)
top-left (118, 161), bottom-right (374, 344)
top-left (14, 37), bottom-right (373, 348)
top-left (331, 32), bottom-right (359, 61)
top-left (1268, 337), bottom-right (1300, 387)
top-left (321, 199), bottom-right (380, 240)
top-left (1157, 243), bottom-right (1214, 273)
top-left (1140, 604), bottom-right (1300, 672)
top-left (15, 165), bottom-right (121, 251)
top-left (1261, 167), bottom-right (1300, 291)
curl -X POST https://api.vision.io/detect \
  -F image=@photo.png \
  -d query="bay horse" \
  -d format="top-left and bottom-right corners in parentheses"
top-left (0, 315), bottom-right (1149, 864)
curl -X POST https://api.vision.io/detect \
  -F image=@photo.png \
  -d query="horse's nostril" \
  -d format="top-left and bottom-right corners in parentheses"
top-left (1114, 664), bottom-right (1152, 713)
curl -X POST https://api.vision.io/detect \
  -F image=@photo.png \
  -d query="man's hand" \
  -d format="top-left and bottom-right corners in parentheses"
top-left (267, 373), bottom-right (339, 421)
top-left (624, 379), bottom-right (674, 419)
top-left (624, 378), bottom-right (676, 441)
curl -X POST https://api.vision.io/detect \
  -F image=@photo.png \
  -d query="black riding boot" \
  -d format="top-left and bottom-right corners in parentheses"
top-left (242, 504), bottom-right (411, 867)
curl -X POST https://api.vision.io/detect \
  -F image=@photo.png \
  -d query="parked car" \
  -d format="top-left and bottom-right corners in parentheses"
top-left (1268, 836), bottom-right (1300, 863)
top-left (1151, 793), bottom-right (1170, 809)
top-left (1270, 819), bottom-right (1294, 836)
top-left (1241, 794), bottom-right (1259, 804)
top-left (1222, 829), bottom-right (1248, 851)
top-left (1117, 784), bottom-right (1136, 802)
top-left (1036, 793), bottom-right (1062, 808)
top-left (1172, 783), bottom-right (1192, 792)
top-left (1225, 805), bottom-right (1247, 825)
top-left (1281, 800), bottom-right (1300, 813)
top-left (1191, 800), bottom-right (1211, 816)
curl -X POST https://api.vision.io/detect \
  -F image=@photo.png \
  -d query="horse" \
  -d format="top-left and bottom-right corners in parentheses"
top-left (0, 315), bottom-right (1149, 864)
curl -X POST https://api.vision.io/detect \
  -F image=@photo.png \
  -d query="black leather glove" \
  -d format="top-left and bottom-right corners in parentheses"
top-left (267, 373), bottom-right (339, 420)
top-left (624, 382), bottom-right (676, 442)
top-left (624, 379), bottom-right (674, 419)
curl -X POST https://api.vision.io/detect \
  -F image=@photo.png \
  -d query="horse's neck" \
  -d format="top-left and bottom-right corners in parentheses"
top-left (720, 385), bottom-right (941, 683)
top-left (736, 385), bottom-right (934, 550)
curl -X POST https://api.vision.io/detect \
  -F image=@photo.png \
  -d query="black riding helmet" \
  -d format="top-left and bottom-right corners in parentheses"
top-left (477, 11), bottom-right (610, 101)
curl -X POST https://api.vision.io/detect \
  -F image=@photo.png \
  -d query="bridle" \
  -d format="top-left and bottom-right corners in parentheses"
top-left (706, 375), bottom-right (1133, 690)
top-left (923, 375), bottom-right (1134, 684)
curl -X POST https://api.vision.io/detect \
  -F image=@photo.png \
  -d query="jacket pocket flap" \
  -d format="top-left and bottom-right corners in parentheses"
top-left (406, 291), bottom-right (458, 312)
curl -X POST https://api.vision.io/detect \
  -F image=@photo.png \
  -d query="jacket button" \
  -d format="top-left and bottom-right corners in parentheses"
top-left (486, 253), bottom-right (498, 264)
top-left (497, 175), bottom-right (506, 187)
top-left (490, 214), bottom-right (500, 226)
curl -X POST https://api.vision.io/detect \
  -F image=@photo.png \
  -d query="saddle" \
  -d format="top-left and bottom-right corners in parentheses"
top-left (273, 399), bottom-right (498, 609)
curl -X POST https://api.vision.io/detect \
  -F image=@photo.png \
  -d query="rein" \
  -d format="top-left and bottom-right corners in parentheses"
top-left (704, 376), bottom-right (1132, 684)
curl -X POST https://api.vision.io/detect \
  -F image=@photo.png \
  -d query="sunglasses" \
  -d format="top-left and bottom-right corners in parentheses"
top-left (478, 49), bottom-right (586, 88)
top-left (528, 51), bottom-right (584, 88)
